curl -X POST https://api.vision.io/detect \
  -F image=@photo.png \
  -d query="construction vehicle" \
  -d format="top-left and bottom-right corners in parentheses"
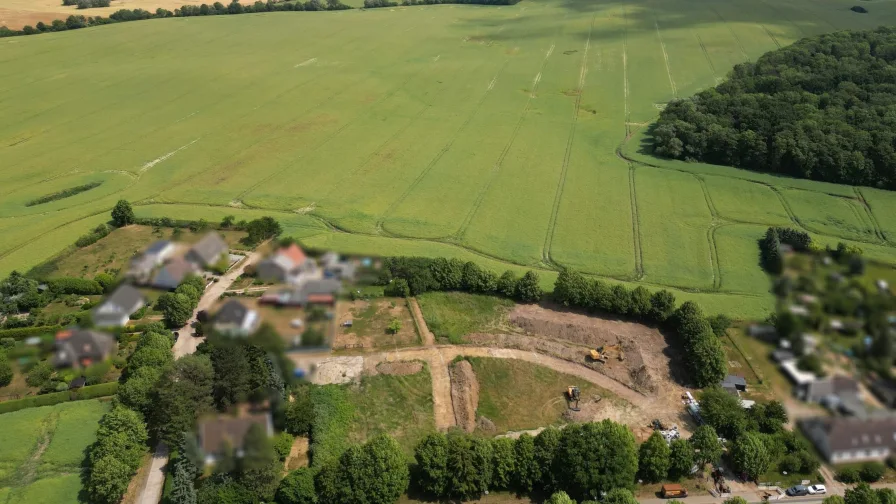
top-left (589, 344), bottom-right (625, 363)
top-left (566, 385), bottom-right (581, 412)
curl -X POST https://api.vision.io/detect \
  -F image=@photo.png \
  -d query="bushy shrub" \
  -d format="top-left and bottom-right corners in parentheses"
top-left (47, 277), bottom-right (103, 295)
top-left (837, 466), bottom-right (860, 484)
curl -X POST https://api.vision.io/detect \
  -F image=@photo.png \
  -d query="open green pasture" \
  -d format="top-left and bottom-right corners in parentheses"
top-left (4, 0), bottom-right (896, 319)
top-left (0, 399), bottom-right (109, 504)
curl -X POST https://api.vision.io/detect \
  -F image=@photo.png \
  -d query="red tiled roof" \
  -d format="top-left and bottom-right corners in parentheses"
top-left (277, 243), bottom-right (307, 267)
top-left (307, 294), bottom-right (334, 304)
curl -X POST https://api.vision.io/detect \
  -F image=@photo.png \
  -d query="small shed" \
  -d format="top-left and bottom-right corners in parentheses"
top-left (721, 375), bottom-right (747, 392)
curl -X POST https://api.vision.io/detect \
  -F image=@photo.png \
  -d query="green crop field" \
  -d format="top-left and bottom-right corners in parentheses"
top-left (4, 0), bottom-right (896, 319)
top-left (0, 399), bottom-right (110, 504)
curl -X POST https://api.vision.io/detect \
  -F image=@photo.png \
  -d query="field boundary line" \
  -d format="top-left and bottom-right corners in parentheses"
top-left (542, 13), bottom-right (597, 265)
top-left (375, 58), bottom-right (513, 233)
top-left (757, 0), bottom-right (806, 38)
top-left (711, 7), bottom-right (749, 61)
top-left (854, 187), bottom-right (890, 243)
top-left (653, 16), bottom-right (677, 98)
top-left (454, 41), bottom-right (557, 240)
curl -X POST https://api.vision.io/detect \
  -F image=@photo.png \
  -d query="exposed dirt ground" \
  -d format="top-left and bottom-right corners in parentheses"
top-left (449, 359), bottom-right (479, 432)
top-left (284, 436), bottom-right (309, 472)
top-left (376, 360), bottom-right (424, 376)
top-left (308, 356), bottom-right (364, 384)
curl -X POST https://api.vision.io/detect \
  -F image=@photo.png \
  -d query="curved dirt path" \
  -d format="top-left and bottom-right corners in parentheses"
top-left (363, 344), bottom-right (648, 431)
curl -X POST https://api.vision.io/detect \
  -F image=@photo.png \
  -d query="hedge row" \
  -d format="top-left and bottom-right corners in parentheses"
top-left (0, 382), bottom-right (118, 414)
top-left (46, 277), bottom-right (104, 295)
top-left (0, 325), bottom-right (62, 341)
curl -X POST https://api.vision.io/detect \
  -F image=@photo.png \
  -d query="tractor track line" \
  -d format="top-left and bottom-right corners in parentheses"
top-left (854, 187), bottom-right (890, 243)
top-left (374, 58), bottom-right (512, 233)
top-left (844, 194), bottom-right (883, 244)
top-left (695, 174), bottom-right (722, 290)
top-left (628, 162), bottom-right (644, 280)
top-left (694, 32), bottom-right (719, 83)
top-left (454, 42), bottom-right (556, 240)
top-left (711, 7), bottom-right (749, 61)
top-left (622, 8), bottom-right (631, 136)
top-left (653, 16), bottom-right (677, 98)
top-left (759, 24), bottom-right (782, 49)
top-left (543, 14), bottom-right (596, 264)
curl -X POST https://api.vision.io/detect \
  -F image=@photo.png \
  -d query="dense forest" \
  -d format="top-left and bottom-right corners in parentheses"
top-left (652, 27), bottom-right (896, 189)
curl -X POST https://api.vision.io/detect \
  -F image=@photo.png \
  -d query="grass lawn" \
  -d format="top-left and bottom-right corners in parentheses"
top-left (417, 292), bottom-right (513, 344)
top-left (335, 297), bottom-right (419, 350)
top-left (346, 364), bottom-right (435, 458)
top-left (0, 399), bottom-right (110, 504)
top-left (467, 357), bottom-right (605, 434)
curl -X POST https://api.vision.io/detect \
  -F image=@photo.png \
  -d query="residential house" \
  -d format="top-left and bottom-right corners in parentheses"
top-left (260, 279), bottom-right (341, 307)
top-left (801, 415), bottom-right (896, 463)
top-left (321, 251), bottom-right (356, 281)
top-left (256, 243), bottom-right (315, 284)
top-left (186, 232), bottom-right (228, 269)
top-left (747, 324), bottom-right (777, 342)
top-left (799, 375), bottom-right (865, 416)
top-left (720, 375), bottom-right (747, 396)
top-left (780, 359), bottom-right (817, 386)
top-left (127, 240), bottom-right (176, 283)
top-left (52, 329), bottom-right (116, 369)
top-left (197, 412), bottom-right (273, 466)
top-left (771, 349), bottom-right (796, 363)
top-left (150, 257), bottom-right (197, 290)
top-left (213, 299), bottom-right (260, 337)
top-left (92, 284), bottom-right (145, 327)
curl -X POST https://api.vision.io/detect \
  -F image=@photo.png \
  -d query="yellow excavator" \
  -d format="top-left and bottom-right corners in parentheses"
top-left (566, 386), bottom-right (581, 412)
top-left (589, 344), bottom-right (625, 363)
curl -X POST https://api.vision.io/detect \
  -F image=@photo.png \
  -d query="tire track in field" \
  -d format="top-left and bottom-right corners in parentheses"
top-left (759, 25), bottom-right (782, 49)
top-left (627, 162), bottom-right (644, 280)
top-left (854, 187), bottom-right (890, 243)
top-left (542, 14), bottom-right (596, 265)
top-left (653, 16), bottom-right (677, 98)
top-left (757, 0), bottom-right (807, 38)
top-left (375, 58), bottom-right (512, 235)
top-left (622, 8), bottom-right (631, 137)
top-left (710, 7), bottom-right (749, 62)
top-left (694, 32), bottom-right (720, 84)
top-left (454, 42), bottom-right (556, 240)
top-left (694, 175), bottom-right (723, 291)
top-left (847, 189), bottom-right (885, 243)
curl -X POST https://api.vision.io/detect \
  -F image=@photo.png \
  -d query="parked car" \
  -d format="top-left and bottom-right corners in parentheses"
top-left (808, 485), bottom-right (827, 495)
top-left (786, 485), bottom-right (809, 497)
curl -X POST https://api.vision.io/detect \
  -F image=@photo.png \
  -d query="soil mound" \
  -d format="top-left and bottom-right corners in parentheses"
top-left (449, 360), bottom-right (480, 432)
top-left (376, 361), bottom-right (424, 376)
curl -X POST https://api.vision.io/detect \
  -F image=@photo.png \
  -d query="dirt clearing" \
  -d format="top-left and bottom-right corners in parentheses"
top-left (449, 359), bottom-right (479, 432)
top-left (376, 361), bottom-right (424, 376)
top-left (309, 356), bottom-right (364, 384)
top-left (333, 298), bottom-right (419, 351)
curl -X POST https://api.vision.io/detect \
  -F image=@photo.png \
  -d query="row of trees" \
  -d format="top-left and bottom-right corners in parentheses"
top-left (760, 227), bottom-right (812, 274)
top-left (380, 256), bottom-right (543, 303)
top-left (366, 0), bottom-right (519, 7)
top-left (1, 0), bottom-right (352, 37)
top-left (652, 27), bottom-right (896, 189)
top-left (554, 269), bottom-right (728, 387)
top-left (156, 274), bottom-right (206, 327)
top-left (274, 420), bottom-right (730, 504)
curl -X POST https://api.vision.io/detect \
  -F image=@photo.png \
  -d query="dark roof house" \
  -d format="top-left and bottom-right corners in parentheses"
top-left (52, 329), bottom-right (116, 369)
top-left (801, 415), bottom-right (896, 463)
top-left (197, 412), bottom-right (273, 465)
top-left (871, 379), bottom-right (896, 409)
top-left (186, 232), bottom-right (228, 268)
top-left (151, 257), bottom-right (197, 290)
top-left (260, 279), bottom-right (341, 307)
top-left (92, 284), bottom-right (145, 327)
top-left (213, 299), bottom-right (260, 337)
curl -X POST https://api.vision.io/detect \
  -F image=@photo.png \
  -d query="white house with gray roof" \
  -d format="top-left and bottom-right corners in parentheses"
top-left (801, 415), bottom-right (896, 463)
top-left (92, 284), bottom-right (145, 327)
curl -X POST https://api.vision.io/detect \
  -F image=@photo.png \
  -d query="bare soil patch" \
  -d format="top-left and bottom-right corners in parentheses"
top-left (333, 298), bottom-right (418, 351)
top-left (284, 436), bottom-right (309, 472)
top-left (309, 356), bottom-right (364, 384)
top-left (449, 359), bottom-right (479, 433)
top-left (376, 360), bottom-right (424, 376)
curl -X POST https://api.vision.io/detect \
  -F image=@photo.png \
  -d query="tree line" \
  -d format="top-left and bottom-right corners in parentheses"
top-left (554, 269), bottom-right (729, 388)
top-left (0, 0), bottom-right (350, 38)
top-left (652, 27), bottom-right (896, 189)
top-left (760, 226), bottom-right (812, 274)
top-left (378, 256), bottom-right (544, 303)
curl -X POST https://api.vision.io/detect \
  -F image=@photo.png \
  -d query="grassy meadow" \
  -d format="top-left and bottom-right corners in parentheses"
top-left (0, 399), bottom-right (110, 504)
top-left (4, 0), bottom-right (896, 318)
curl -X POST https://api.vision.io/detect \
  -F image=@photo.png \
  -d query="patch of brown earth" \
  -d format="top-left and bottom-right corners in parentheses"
top-left (376, 361), bottom-right (423, 376)
top-left (449, 360), bottom-right (480, 433)
top-left (285, 437), bottom-right (309, 472)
